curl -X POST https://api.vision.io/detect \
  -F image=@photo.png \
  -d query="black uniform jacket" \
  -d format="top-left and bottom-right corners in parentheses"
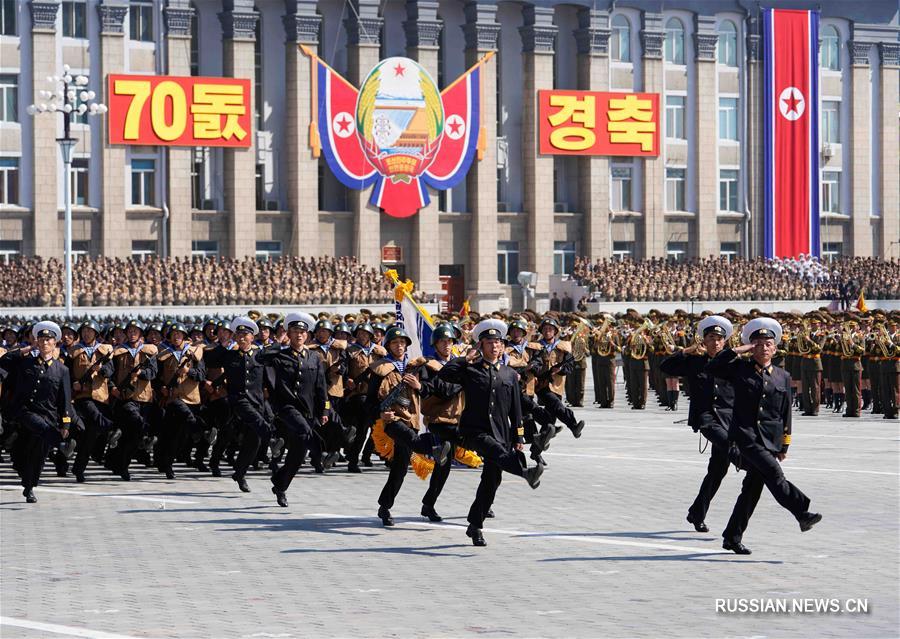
top-left (1, 350), bottom-right (75, 425)
top-left (706, 347), bottom-right (792, 454)
top-left (258, 345), bottom-right (327, 419)
top-left (205, 344), bottom-right (268, 408)
top-left (659, 351), bottom-right (734, 431)
top-left (438, 356), bottom-right (523, 446)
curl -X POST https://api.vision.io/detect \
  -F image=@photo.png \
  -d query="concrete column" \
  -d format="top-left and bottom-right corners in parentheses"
top-left (521, 5), bottom-right (556, 297)
top-left (849, 40), bottom-right (873, 257)
top-left (220, 5), bottom-right (258, 258)
top-left (575, 9), bottom-right (611, 261)
top-left (694, 18), bottom-right (718, 258)
top-left (345, 1), bottom-right (383, 267)
top-left (404, 0), bottom-right (442, 296)
top-left (98, 1), bottom-right (129, 258)
top-left (640, 14), bottom-right (665, 258)
top-left (878, 42), bottom-right (899, 259)
top-left (164, 4), bottom-right (194, 258)
top-left (746, 26), bottom-right (763, 257)
top-left (463, 1), bottom-right (502, 311)
top-left (283, 1), bottom-right (321, 257)
top-left (29, 1), bottom-right (61, 259)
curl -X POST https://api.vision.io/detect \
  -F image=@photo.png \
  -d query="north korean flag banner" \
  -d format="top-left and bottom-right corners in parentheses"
top-left (763, 8), bottom-right (820, 259)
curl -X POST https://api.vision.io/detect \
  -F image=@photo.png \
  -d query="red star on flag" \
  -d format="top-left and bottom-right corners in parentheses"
top-left (393, 63), bottom-right (406, 77)
top-left (336, 114), bottom-right (351, 132)
top-left (782, 93), bottom-right (801, 115)
top-left (448, 119), bottom-right (463, 135)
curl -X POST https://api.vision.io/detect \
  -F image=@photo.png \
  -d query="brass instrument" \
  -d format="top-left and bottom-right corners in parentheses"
top-left (839, 327), bottom-right (863, 358)
top-left (571, 318), bottom-right (591, 361)
top-left (591, 316), bottom-right (615, 357)
top-left (876, 325), bottom-right (892, 358)
top-left (628, 319), bottom-right (651, 360)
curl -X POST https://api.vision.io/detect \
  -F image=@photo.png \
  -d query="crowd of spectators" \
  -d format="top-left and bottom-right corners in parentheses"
top-left (572, 256), bottom-right (900, 302)
top-left (0, 256), bottom-right (426, 307)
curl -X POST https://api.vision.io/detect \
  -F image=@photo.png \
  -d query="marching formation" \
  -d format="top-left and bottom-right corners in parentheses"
top-left (1, 305), bottom-right (897, 551)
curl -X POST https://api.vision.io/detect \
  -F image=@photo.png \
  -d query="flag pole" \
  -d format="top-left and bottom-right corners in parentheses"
top-left (300, 44), bottom-right (321, 157)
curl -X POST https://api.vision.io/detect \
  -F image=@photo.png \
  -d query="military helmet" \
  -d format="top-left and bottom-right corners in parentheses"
top-left (167, 322), bottom-right (189, 338)
top-left (79, 319), bottom-right (102, 337)
top-left (126, 319), bottom-right (146, 333)
top-left (372, 322), bottom-right (388, 334)
top-left (334, 321), bottom-right (353, 336)
top-left (256, 317), bottom-right (274, 331)
top-left (431, 323), bottom-right (457, 346)
top-left (353, 322), bottom-right (375, 338)
top-left (539, 317), bottom-right (560, 330)
top-left (383, 326), bottom-right (412, 347)
top-left (62, 321), bottom-right (80, 335)
top-left (314, 319), bottom-right (334, 334)
top-left (508, 317), bottom-right (529, 334)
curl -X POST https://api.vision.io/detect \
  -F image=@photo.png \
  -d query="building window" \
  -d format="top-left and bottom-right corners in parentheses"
top-left (720, 242), bottom-right (740, 260)
top-left (821, 25), bottom-right (840, 71)
top-left (256, 241), bottom-right (282, 261)
top-left (666, 168), bottom-right (686, 211)
top-left (0, 157), bottom-right (19, 205)
top-left (822, 101), bottom-right (840, 144)
top-left (718, 97), bottom-right (738, 141)
top-left (189, 2), bottom-right (199, 76)
top-left (664, 18), bottom-right (685, 65)
top-left (822, 241), bottom-right (843, 260)
top-left (131, 239), bottom-right (158, 260)
top-left (496, 241), bottom-right (519, 285)
top-left (0, 0), bottom-right (16, 36)
top-left (129, 1), bottom-right (153, 42)
top-left (255, 163), bottom-right (265, 210)
top-left (131, 159), bottom-right (156, 206)
top-left (553, 241), bottom-right (576, 275)
top-left (0, 75), bottom-right (18, 123)
top-left (822, 171), bottom-right (841, 213)
top-left (666, 241), bottom-right (688, 262)
top-left (61, 1), bottom-right (87, 38)
top-left (70, 75), bottom-right (91, 124)
top-left (611, 164), bottom-right (633, 211)
top-left (612, 241), bottom-right (634, 261)
top-left (665, 95), bottom-right (685, 140)
top-left (611, 15), bottom-right (631, 63)
top-left (191, 240), bottom-right (219, 258)
top-left (72, 240), bottom-right (90, 262)
top-left (719, 169), bottom-right (739, 211)
top-left (0, 239), bottom-right (21, 263)
top-left (71, 157), bottom-right (89, 206)
top-left (718, 20), bottom-right (737, 67)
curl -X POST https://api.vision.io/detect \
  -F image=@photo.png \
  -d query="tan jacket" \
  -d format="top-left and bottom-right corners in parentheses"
top-left (370, 356), bottom-right (426, 429)
top-left (158, 344), bottom-right (204, 405)
top-left (112, 344), bottom-right (158, 403)
top-left (506, 342), bottom-right (542, 396)
top-left (421, 358), bottom-right (465, 425)
top-left (68, 343), bottom-right (114, 402)
top-left (346, 343), bottom-right (387, 397)
top-left (311, 339), bottom-right (348, 398)
top-left (529, 340), bottom-right (572, 396)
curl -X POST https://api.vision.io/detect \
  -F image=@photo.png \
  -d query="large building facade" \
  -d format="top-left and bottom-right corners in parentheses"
top-left (0, 0), bottom-right (897, 309)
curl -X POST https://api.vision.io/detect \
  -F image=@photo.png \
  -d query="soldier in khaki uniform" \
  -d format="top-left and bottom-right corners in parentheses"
top-left (68, 320), bottom-right (117, 482)
top-left (798, 321), bottom-right (823, 416)
top-left (564, 318), bottom-right (589, 408)
top-left (838, 320), bottom-right (865, 418)
top-left (156, 323), bottom-right (206, 479)
top-left (343, 322), bottom-right (387, 472)
top-left (589, 316), bottom-right (619, 408)
top-left (531, 317), bottom-right (585, 438)
top-left (623, 321), bottom-right (652, 409)
top-left (108, 320), bottom-right (158, 481)
top-left (309, 319), bottom-right (353, 472)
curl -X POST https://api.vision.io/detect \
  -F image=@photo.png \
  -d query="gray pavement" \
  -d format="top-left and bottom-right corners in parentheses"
top-left (1, 377), bottom-right (898, 639)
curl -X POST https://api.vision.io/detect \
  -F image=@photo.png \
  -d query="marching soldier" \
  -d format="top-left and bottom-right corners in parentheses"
top-left (589, 315), bottom-right (619, 408)
top-left (532, 318), bottom-right (585, 438)
top-left (68, 320), bottom-right (117, 482)
top-left (877, 319), bottom-right (899, 419)
top-left (108, 320), bottom-right (158, 481)
top-left (309, 319), bottom-right (353, 472)
top-left (838, 321), bottom-right (864, 418)
top-left (370, 326), bottom-right (450, 527)
top-left (204, 320), bottom-right (234, 477)
top-left (708, 317), bottom-right (822, 554)
top-left (156, 323), bottom-right (207, 479)
top-left (260, 312), bottom-right (328, 507)
top-left (0, 322), bottom-right (75, 503)
top-left (659, 316), bottom-right (736, 534)
top-left (623, 320), bottom-right (652, 409)
top-left (343, 322), bottom-right (386, 472)
top-left (798, 321), bottom-right (823, 416)
top-left (564, 318), bottom-right (589, 408)
top-left (438, 319), bottom-right (544, 546)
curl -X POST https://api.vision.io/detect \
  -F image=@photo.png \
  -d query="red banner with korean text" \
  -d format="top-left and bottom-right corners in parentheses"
top-left (538, 90), bottom-right (660, 157)
top-left (107, 74), bottom-right (252, 148)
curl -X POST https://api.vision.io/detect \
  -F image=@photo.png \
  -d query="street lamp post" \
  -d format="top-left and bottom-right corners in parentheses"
top-left (27, 65), bottom-right (107, 318)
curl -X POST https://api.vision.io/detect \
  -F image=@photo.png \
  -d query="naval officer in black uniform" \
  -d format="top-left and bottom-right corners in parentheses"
top-left (707, 317), bottom-right (822, 554)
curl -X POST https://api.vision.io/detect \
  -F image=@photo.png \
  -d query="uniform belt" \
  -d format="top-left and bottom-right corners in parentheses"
top-left (802, 354), bottom-right (821, 359)
top-left (841, 356), bottom-right (861, 361)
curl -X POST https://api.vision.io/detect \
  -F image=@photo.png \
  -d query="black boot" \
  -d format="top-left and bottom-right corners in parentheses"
top-left (862, 389), bottom-right (872, 411)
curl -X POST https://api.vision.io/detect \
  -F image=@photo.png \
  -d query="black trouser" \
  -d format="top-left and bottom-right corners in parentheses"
top-left (537, 389), bottom-right (578, 429)
top-left (687, 423), bottom-right (730, 523)
top-left (880, 361), bottom-right (899, 418)
top-left (377, 421), bottom-right (436, 510)
top-left (464, 432), bottom-right (527, 530)
top-left (272, 406), bottom-right (314, 492)
top-left (840, 360), bottom-right (862, 416)
top-left (229, 397), bottom-right (270, 480)
top-left (343, 394), bottom-right (373, 467)
top-left (592, 356), bottom-right (616, 406)
top-left (158, 400), bottom-right (202, 472)
top-left (422, 423), bottom-right (459, 509)
top-left (207, 398), bottom-right (233, 469)
top-left (108, 401), bottom-right (153, 474)
top-left (72, 399), bottom-right (113, 477)
top-left (18, 412), bottom-right (62, 490)
top-left (723, 440), bottom-right (811, 544)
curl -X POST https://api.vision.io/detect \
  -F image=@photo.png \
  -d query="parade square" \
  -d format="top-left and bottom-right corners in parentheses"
top-left (3, 377), bottom-right (897, 639)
